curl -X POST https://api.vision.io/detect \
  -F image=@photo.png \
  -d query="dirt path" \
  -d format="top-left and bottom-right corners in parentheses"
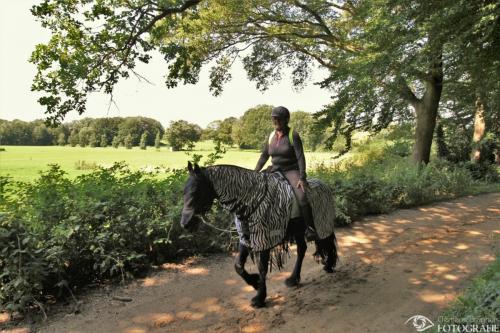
top-left (6, 193), bottom-right (500, 333)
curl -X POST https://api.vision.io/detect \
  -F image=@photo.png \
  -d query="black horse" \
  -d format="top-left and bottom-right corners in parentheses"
top-left (180, 162), bottom-right (338, 308)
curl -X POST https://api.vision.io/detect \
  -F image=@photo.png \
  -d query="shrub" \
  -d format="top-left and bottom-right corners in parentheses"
top-left (0, 164), bottom-right (233, 314)
top-left (385, 139), bottom-right (412, 157)
top-left (0, 218), bottom-right (50, 313)
top-left (463, 161), bottom-right (499, 182)
top-left (74, 160), bottom-right (99, 170)
top-left (311, 152), bottom-right (477, 225)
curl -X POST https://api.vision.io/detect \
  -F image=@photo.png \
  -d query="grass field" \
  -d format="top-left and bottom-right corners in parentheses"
top-left (0, 143), bottom-right (340, 182)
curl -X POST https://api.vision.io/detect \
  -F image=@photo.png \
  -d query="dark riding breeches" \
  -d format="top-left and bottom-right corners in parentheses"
top-left (283, 170), bottom-right (315, 231)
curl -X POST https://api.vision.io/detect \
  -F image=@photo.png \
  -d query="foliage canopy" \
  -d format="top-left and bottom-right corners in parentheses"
top-left (30, 0), bottom-right (499, 162)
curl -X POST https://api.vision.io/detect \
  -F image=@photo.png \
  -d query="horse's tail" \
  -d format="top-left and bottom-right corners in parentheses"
top-left (313, 232), bottom-right (338, 268)
top-left (330, 232), bottom-right (339, 267)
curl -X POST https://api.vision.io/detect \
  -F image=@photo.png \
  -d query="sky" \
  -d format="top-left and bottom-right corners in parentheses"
top-left (0, 1), bottom-right (332, 128)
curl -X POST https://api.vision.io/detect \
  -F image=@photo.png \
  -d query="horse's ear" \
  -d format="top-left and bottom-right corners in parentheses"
top-left (194, 163), bottom-right (201, 173)
top-left (187, 161), bottom-right (194, 173)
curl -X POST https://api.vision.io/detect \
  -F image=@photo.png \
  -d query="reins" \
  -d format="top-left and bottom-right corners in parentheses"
top-left (199, 215), bottom-right (233, 233)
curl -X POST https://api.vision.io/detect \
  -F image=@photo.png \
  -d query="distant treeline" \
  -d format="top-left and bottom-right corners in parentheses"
top-left (0, 105), bottom-right (332, 151)
top-left (0, 117), bottom-right (164, 148)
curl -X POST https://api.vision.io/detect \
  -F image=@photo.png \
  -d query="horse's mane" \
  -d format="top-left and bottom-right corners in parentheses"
top-left (205, 164), bottom-right (257, 173)
top-left (204, 164), bottom-right (268, 183)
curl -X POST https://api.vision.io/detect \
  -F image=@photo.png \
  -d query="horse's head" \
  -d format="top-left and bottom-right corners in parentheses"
top-left (180, 162), bottom-right (216, 232)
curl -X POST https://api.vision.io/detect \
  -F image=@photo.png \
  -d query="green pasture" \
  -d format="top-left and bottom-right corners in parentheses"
top-left (0, 143), bottom-right (339, 182)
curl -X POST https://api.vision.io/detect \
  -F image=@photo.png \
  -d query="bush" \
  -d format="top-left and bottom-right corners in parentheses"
top-left (463, 161), bottom-right (499, 182)
top-left (0, 218), bottom-right (50, 313)
top-left (385, 139), bottom-right (412, 157)
top-left (311, 148), bottom-right (478, 225)
top-left (74, 160), bottom-right (99, 170)
top-left (0, 164), bottom-right (232, 314)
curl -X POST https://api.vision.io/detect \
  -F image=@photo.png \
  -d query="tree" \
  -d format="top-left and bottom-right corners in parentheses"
top-left (89, 132), bottom-right (98, 147)
top-left (289, 111), bottom-right (323, 151)
top-left (30, 0), bottom-right (202, 124)
top-left (75, 123), bottom-right (100, 147)
top-left (112, 136), bottom-right (120, 148)
top-left (32, 123), bottom-right (53, 145)
top-left (57, 132), bottom-right (66, 146)
top-left (30, 0), bottom-right (499, 164)
top-left (213, 117), bottom-right (237, 146)
top-left (199, 117), bottom-right (235, 146)
top-left (140, 132), bottom-right (147, 150)
top-left (92, 117), bottom-right (123, 147)
top-left (124, 134), bottom-right (133, 149)
top-left (78, 127), bottom-right (94, 147)
top-left (440, 0), bottom-right (500, 163)
top-left (164, 120), bottom-right (201, 151)
top-left (0, 121), bottom-right (31, 145)
top-left (154, 131), bottom-right (161, 149)
top-left (236, 105), bottom-right (273, 149)
top-left (116, 117), bottom-right (164, 146)
top-left (68, 129), bottom-right (79, 147)
top-left (100, 134), bottom-right (108, 147)
top-left (202, 120), bottom-right (222, 141)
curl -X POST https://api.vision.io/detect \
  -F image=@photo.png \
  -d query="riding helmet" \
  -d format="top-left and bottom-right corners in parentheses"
top-left (271, 106), bottom-right (290, 120)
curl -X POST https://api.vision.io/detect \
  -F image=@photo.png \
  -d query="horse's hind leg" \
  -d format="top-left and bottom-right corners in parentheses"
top-left (251, 249), bottom-right (270, 308)
top-left (234, 243), bottom-right (259, 290)
top-left (324, 234), bottom-right (338, 273)
top-left (285, 232), bottom-right (307, 287)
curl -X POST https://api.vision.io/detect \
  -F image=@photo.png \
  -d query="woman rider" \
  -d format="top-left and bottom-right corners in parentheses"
top-left (255, 106), bottom-right (317, 241)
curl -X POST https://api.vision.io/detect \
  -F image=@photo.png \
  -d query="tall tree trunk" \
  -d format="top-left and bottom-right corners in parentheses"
top-left (471, 96), bottom-right (486, 162)
top-left (411, 74), bottom-right (443, 164)
top-left (400, 52), bottom-right (443, 165)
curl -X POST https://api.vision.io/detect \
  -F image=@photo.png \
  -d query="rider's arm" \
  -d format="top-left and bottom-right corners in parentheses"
top-left (292, 131), bottom-right (307, 181)
top-left (255, 140), bottom-right (270, 172)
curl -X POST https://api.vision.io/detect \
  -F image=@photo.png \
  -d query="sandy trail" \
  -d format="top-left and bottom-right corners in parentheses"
top-left (6, 193), bottom-right (500, 333)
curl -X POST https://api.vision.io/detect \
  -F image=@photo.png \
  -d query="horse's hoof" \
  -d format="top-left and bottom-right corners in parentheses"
top-left (323, 266), bottom-right (334, 273)
top-left (248, 274), bottom-right (260, 290)
top-left (285, 276), bottom-right (300, 288)
top-left (251, 297), bottom-right (266, 308)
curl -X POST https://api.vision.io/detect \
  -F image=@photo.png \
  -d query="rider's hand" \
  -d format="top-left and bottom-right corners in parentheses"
top-left (296, 180), bottom-right (307, 193)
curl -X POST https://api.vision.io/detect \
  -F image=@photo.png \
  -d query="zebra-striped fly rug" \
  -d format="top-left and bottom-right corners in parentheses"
top-left (204, 166), bottom-right (336, 252)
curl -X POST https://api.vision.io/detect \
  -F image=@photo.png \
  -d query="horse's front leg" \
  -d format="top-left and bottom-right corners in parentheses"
top-left (234, 243), bottom-right (259, 290)
top-left (285, 232), bottom-right (307, 287)
top-left (251, 249), bottom-right (270, 308)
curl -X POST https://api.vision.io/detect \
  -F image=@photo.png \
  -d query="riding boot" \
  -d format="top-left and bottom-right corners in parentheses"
top-left (301, 204), bottom-right (318, 241)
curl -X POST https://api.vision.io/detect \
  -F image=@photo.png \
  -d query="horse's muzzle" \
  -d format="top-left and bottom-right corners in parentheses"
top-left (180, 209), bottom-right (200, 232)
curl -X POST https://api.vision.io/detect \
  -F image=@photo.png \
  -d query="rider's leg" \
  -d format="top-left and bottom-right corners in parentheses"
top-left (284, 170), bottom-right (317, 241)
